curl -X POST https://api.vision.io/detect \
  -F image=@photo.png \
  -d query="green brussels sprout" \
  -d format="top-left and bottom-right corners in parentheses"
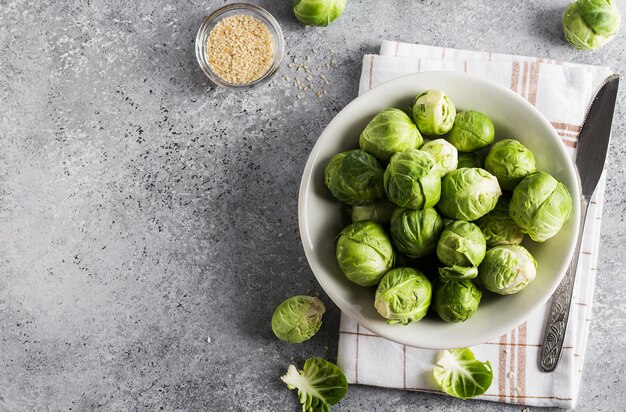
top-left (350, 199), bottom-right (396, 224)
top-left (390, 207), bottom-right (444, 258)
top-left (446, 111), bottom-right (495, 152)
top-left (437, 221), bottom-right (486, 267)
top-left (484, 139), bottom-right (536, 191)
top-left (434, 348), bottom-right (493, 399)
top-left (457, 152), bottom-right (484, 169)
top-left (324, 149), bottom-right (384, 206)
top-left (563, 0), bottom-right (621, 50)
top-left (271, 296), bottom-right (325, 343)
top-left (476, 196), bottom-right (524, 247)
top-left (374, 267), bottom-right (432, 324)
top-left (384, 149), bottom-right (441, 209)
top-left (434, 280), bottom-right (482, 323)
top-left (438, 168), bottom-right (502, 221)
top-left (412, 89), bottom-right (456, 136)
top-left (292, 0), bottom-right (347, 27)
top-left (281, 358), bottom-right (348, 411)
top-left (509, 172), bottom-right (573, 242)
top-left (438, 265), bottom-right (479, 281)
top-left (359, 108), bottom-right (423, 163)
top-left (478, 245), bottom-right (537, 295)
top-left (420, 138), bottom-right (459, 177)
top-left (335, 221), bottom-right (395, 287)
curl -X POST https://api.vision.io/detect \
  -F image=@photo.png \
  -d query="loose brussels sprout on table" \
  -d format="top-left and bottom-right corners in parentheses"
top-left (485, 139), bottom-right (536, 191)
top-left (438, 168), bottom-right (502, 221)
top-left (390, 207), bottom-right (444, 258)
top-left (292, 0), bottom-right (348, 27)
top-left (434, 280), bottom-right (482, 323)
top-left (335, 221), bottom-right (395, 287)
top-left (384, 148), bottom-right (441, 209)
top-left (374, 267), bottom-right (432, 324)
top-left (445, 110), bottom-right (495, 152)
top-left (476, 196), bottom-right (524, 247)
top-left (324, 149), bottom-right (384, 206)
top-left (272, 296), bottom-right (325, 343)
top-left (478, 245), bottom-right (537, 295)
top-left (359, 108), bottom-right (423, 163)
top-left (563, 0), bottom-right (621, 50)
top-left (509, 171), bottom-right (573, 242)
top-left (438, 265), bottom-right (479, 281)
top-left (420, 138), bottom-right (459, 177)
top-left (412, 89), bottom-right (456, 136)
top-left (457, 152), bottom-right (483, 169)
top-left (350, 198), bottom-right (396, 224)
top-left (437, 221), bottom-right (487, 267)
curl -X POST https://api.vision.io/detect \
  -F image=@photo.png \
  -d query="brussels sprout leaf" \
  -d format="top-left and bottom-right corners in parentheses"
top-left (433, 348), bottom-right (493, 400)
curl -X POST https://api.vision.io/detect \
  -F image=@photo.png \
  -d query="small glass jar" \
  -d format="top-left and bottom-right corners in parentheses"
top-left (195, 3), bottom-right (285, 90)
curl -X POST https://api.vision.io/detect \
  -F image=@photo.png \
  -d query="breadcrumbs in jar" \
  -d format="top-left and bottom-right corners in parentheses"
top-left (206, 14), bottom-right (274, 85)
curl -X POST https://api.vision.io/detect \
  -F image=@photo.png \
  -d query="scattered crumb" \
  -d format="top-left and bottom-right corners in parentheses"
top-left (522, 408), bottom-right (530, 412)
top-left (297, 93), bottom-right (304, 99)
top-left (284, 75), bottom-right (290, 81)
top-left (316, 91), bottom-right (323, 98)
top-left (514, 386), bottom-right (521, 393)
top-left (207, 336), bottom-right (212, 343)
top-left (508, 371), bottom-right (515, 380)
top-left (306, 75), bottom-right (313, 81)
top-left (326, 63), bottom-right (330, 69)
top-left (278, 233), bottom-right (284, 237)
top-left (287, 63), bottom-right (294, 68)
top-left (331, 59), bottom-right (337, 65)
top-left (306, 55), bottom-right (311, 61)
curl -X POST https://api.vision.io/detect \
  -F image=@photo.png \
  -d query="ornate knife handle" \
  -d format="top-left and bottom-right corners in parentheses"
top-left (540, 196), bottom-right (590, 372)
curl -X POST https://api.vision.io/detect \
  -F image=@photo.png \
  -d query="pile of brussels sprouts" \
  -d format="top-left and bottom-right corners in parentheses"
top-left (325, 89), bottom-right (573, 325)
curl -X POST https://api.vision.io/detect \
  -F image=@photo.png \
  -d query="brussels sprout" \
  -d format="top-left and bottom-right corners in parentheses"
top-left (484, 139), bottom-right (536, 191)
top-left (281, 357), bottom-right (348, 411)
top-left (437, 221), bottom-right (486, 267)
top-left (336, 221), bottom-right (395, 287)
top-left (271, 296), bottom-right (325, 343)
top-left (374, 267), bottom-right (432, 324)
top-left (292, 0), bottom-right (347, 27)
top-left (563, 0), bottom-right (621, 50)
top-left (412, 89), bottom-right (456, 136)
top-left (476, 196), bottom-right (524, 247)
top-left (351, 199), bottom-right (396, 224)
top-left (478, 245), bottom-right (537, 295)
top-left (446, 111), bottom-right (495, 152)
top-left (384, 149), bottom-right (441, 209)
top-left (509, 172), bottom-right (573, 242)
top-left (433, 348), bottom-right (493, 399)
top-left (324, 149), bottom-right (384, 206)
top-left (420, 139), bottom-right (459, 177)
top-left (457, 152), bottom-right (483, 169)
top-left (390, 207), bottom-right (444, 258)
top-left (438, 168), bottom-right (502, 221)
top-left (434, 280), bottom-right (482, 323)
top-left (438, 265), bottom-right (479, 281)
top-left (359, 108), bottom-right (423, 163)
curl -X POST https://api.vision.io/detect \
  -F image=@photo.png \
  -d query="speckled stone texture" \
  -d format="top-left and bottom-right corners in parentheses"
top-left (0, 0), bottom-right (624, 411)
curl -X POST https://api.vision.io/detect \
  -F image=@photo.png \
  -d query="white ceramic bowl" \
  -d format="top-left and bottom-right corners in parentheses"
top-left (298, 71), bottom-right (580, 349)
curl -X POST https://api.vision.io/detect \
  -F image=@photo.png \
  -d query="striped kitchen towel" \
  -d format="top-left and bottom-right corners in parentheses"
top-left (336, 41), bottom-right (613, 409)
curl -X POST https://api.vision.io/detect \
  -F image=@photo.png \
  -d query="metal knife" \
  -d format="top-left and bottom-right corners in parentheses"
top-left (539, 74), bottom-right (620, 372)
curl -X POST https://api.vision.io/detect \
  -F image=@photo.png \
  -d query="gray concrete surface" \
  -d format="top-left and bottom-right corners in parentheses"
top-left (0, 0), bottom-right (624, 410)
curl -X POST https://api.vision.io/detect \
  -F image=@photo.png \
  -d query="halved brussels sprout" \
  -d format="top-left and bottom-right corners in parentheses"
top-left (438, 168), bottom-right (502, 221)
top-left (485, 139), bottom-right (536, 191)
top-left (563, 0), bottom-right (621, 50)
top-left (436, 221), bottom-right (487, 267)
top-left (476, 196), bottom-right (524, 247)
top-left (292, 0), bottom-right (348, 27)
top-left (384, 149), bottom-right (441, 209)
top-left (272, 296), bottom-right (325, 343)
top-left (446, 111), bottom-right (495, 152)
top-left (433, 348), bottom-right (493, 399)
top-left (350, 199), bottom-right (396, 225)
top-left (390, 207), bottom-right (444, 258)
top-left (420, 138), bottom-right (459, 177)
top-left (478, 245), bottom-right (537, 295)
top-left (434, 280), bottom-right (482, 323)
top-left (457, 152), bottom-right (483, 169)
top-left (412, 90), bottom-right (456, 136)
top-left (509, 172), bottom-right (573, 242)
top-left (324, 149), bottom-right (384, 206)
top-left (359, 108), bottom-right (423, 163)
top-left (438, 265), bottom-right (479, 281)
top-left (336, 221), bottom-right (395, 287)
top-left (374, 267), bottom-right (432, 324)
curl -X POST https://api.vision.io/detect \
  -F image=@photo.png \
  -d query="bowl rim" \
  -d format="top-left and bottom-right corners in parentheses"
top-left (298, 71), bottom-right (581, 349)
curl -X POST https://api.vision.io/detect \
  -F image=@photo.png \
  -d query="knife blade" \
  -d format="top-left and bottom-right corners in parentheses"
top-left (540, 74), bottom-right (619, 372)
